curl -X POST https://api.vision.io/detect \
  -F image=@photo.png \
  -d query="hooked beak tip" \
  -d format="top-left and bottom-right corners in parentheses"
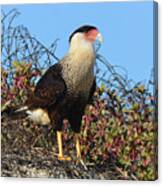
top-left (96, 33), bottom-right (103, 43)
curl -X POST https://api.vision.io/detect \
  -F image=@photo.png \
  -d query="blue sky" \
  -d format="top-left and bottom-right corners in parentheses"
top-left (2, 1), bottom-right (155, 83)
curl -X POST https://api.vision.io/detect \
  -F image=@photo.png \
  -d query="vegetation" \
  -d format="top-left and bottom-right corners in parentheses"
top-left (1, 9), bottom-right (157, 180)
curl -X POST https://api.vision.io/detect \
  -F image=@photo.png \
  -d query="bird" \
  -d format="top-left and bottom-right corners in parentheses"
top-left (6, 25), bottom-right (103, 161)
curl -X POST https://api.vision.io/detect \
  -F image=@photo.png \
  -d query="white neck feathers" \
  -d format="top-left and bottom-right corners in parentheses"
top-left (61, 33), bottom-right (95, 95)
top-left (68, 33), bottom-right (95, 62)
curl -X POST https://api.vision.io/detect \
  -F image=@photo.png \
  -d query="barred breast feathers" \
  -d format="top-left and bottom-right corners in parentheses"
top-left (60, 33), bottom-right (95, 95)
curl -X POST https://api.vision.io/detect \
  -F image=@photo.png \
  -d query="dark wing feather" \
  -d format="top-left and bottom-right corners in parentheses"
top-left (88, 78), bottom-right (96, 104)
top-left (26, 64), bottom-right (66, 108)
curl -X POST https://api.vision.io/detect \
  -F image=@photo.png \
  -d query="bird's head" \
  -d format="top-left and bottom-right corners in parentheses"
top-left (69, 25), bottom-right (103, 44)
top-left (68, 25), bottom-right (103, 56)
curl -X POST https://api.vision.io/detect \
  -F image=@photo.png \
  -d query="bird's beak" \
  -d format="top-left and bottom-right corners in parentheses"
top-left (96, 33), bottom-right (103, 43)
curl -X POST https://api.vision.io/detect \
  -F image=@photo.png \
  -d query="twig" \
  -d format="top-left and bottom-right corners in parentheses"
top-left (115, 166), bottom-right (138, 180)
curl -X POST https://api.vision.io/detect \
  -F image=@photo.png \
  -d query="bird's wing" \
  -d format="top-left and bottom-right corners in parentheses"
top-left (26, 63), bottom-right (66, 108)
top-left (88, 78), bottom-right (96, 103)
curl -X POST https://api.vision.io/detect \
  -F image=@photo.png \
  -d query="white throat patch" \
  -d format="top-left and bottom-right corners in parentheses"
top-left (61, 33), bottom-right (95, 97)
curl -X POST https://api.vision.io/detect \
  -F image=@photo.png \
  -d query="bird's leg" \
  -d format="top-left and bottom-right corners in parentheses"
top-left (57, 131), bottom-right (71, 161)
top-left (74, 133), bottom-right (87, 169)
top-left (75, 133), bottom-right (81, 159)
top-left (57, 131), bottom-right (63, 157)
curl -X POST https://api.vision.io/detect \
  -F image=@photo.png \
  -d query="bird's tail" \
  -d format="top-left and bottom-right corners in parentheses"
top-left (2, 105), bottom-right (29, 120)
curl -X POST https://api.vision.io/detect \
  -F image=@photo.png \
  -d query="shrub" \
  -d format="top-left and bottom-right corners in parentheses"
top-left (1, 9), bottom-right (157, 180)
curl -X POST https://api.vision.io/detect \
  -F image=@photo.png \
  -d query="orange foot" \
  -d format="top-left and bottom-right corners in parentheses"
top-left (58, 155), bottom-right (71, 161)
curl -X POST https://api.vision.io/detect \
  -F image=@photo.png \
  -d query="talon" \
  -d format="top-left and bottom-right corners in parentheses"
top-left (58, 155), bottom-right (71, 161)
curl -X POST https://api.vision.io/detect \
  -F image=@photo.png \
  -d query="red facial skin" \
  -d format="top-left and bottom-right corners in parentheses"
top-left (84, 29), bottom-right (99, 42)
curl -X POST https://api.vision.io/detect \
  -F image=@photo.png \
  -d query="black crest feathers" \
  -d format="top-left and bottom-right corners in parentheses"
top-left (69, 25), bottom-right (97, 42)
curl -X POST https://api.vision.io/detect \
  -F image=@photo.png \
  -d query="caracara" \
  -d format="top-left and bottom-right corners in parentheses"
top-left (11, 25), bottom-right (103, 160)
